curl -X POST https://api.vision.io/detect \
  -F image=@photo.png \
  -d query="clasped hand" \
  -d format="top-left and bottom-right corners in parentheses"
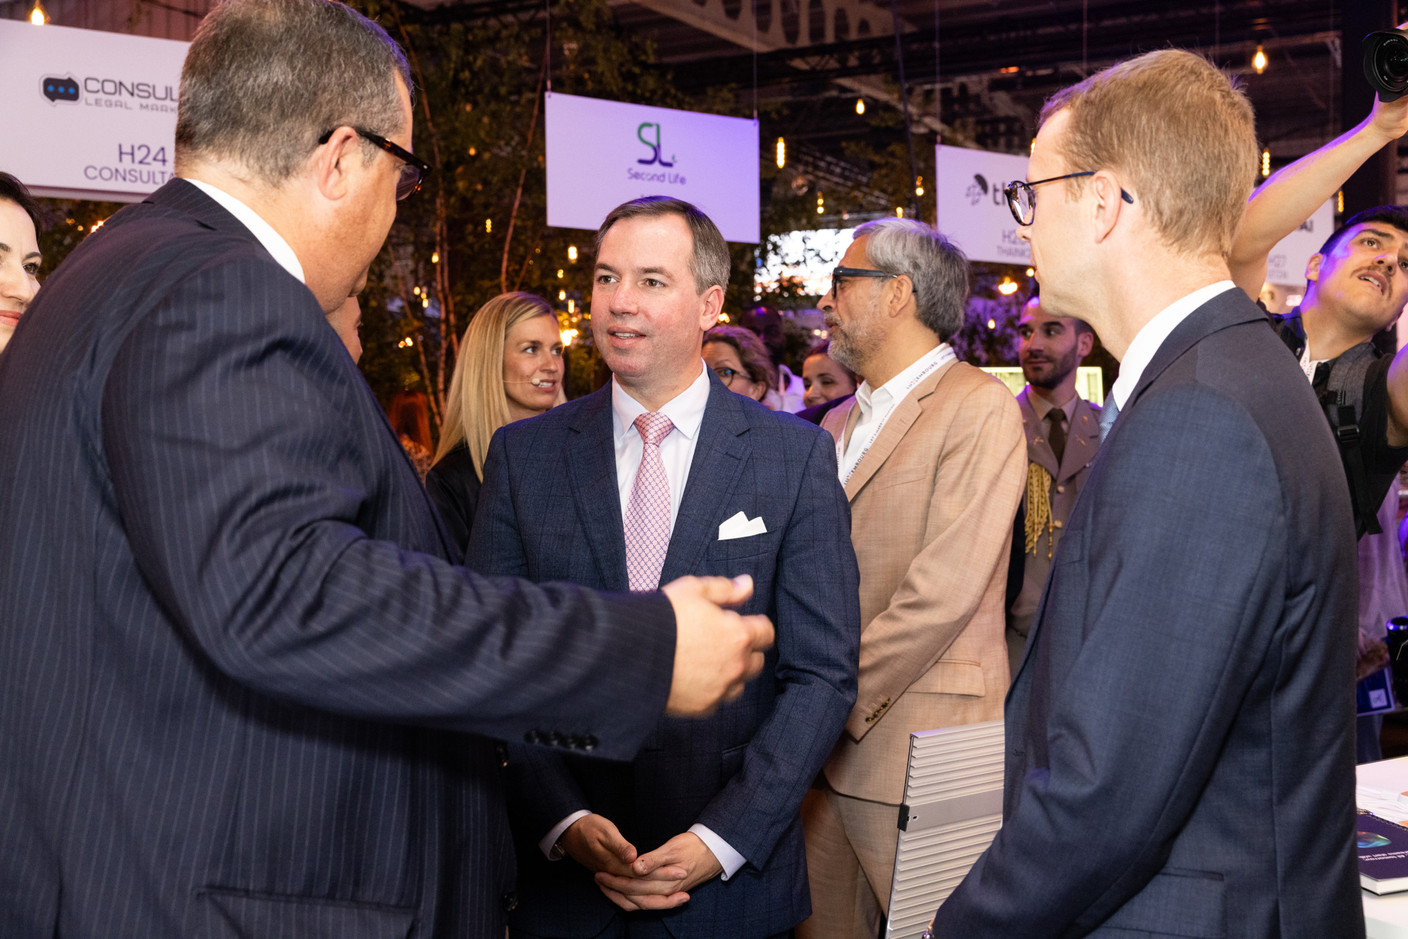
top-left (561, 814), bottom-right (724, 911)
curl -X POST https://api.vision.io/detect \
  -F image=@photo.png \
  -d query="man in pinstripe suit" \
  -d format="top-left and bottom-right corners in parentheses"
top-left (0, 3), bottom-right (770, 937)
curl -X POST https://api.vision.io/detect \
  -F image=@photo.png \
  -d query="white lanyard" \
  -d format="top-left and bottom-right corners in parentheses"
top-left (838, 349), bottom-right (952, 485)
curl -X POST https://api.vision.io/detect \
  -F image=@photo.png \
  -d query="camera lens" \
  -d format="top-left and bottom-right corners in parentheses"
top-left (1365, 30), bottom-right (1408, 103)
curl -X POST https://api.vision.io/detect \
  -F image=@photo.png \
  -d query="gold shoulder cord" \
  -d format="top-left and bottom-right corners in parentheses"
top-left (1024, 462), bottom-right (1055, 557)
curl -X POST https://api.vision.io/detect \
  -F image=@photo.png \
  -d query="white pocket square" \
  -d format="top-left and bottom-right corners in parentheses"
top-left (718, 511), bottom-right (767, 541)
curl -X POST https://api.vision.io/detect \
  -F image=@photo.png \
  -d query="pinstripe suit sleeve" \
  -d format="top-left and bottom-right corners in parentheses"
top-left (694, 425), bottom-right (860, 866)
top-left (100, 256), bottom-right (673, 757)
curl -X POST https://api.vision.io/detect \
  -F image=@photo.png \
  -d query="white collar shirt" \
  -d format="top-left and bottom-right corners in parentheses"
top-left (1110, 281), bottom-right (1234, 410)
top-left (838, 342), bottom-right (955, 483)
top-left (184, 178), bottom-right (306, 284)
top-left (612, 364), bottom-right (711, 532)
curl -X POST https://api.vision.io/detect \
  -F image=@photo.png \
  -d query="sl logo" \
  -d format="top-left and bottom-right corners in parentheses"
top-left (637, 122), bottom-right (675, 167)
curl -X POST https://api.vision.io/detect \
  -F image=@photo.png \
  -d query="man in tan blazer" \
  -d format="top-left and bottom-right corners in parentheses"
top-left (1008, 295), bottom-right (1101, 675)
top-left (797, 218), bottom-right (1026, 939)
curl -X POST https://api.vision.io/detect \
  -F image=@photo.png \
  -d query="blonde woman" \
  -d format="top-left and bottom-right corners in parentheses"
top-left (426, 292), bottom-right (562, 558)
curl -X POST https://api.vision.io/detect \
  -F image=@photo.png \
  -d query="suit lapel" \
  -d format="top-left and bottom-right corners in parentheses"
top-left (567, 388), bottom-right (630, 590)
top-left (660, 378), bottom-right (750, 583)
top-left (843, 361), bottom-right (953, 501)
top-left (1125, 287), bottom-right (1261, 418)
top-left (1017, 388), bottom-right (1059, 478)
top-left (1056, 398), bottom-right (1101, 482)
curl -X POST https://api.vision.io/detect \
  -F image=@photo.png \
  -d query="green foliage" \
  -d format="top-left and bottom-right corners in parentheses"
top-left (351, 0), bottom-right (697, 425)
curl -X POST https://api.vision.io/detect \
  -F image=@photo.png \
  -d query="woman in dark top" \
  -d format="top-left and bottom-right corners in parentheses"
top-left (426, 292), bottom-right (562, 559)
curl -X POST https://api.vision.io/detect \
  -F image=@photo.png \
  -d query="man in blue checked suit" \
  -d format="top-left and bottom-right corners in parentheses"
top-left (468, 196), bottom-right (861, 939)
top-left (0, 4), bottom-right (773, 938)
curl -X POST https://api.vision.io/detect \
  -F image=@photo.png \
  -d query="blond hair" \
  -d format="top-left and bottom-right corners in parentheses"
top-left (1040, 49), bottom-right (1257, 259)
top-left (434, 292), bottom-right (555, 480)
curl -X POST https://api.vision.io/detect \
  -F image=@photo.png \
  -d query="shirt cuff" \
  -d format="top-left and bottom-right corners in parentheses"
top-left (540, 809), bottom-right (592, 860)
top-left (689, 823), bottom-right (746, 880)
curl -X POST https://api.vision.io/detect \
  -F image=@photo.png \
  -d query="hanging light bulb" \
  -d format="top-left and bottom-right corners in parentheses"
top-left (567, 245), bottom-right (578, 262)
top-left (816, 192), bottom-right (825, 215)
top-left (775, 137), bottom-right (786, 170)
top-left (915, 176), bottom-right (924, 197)
top-left (855, 98), bottom-right (865, 115)
top-left (1337, 189), bottom-right (1345, 214)
top-left (1252, 45), bottom-right (1268, 75)
top-left (1261, 148), bottom-right (1271, 178)
top-left (28, 1), bottom-right (48, 25)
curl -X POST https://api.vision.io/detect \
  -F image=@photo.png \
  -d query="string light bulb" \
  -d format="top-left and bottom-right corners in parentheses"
top-left (1253, 45), bottom-right (1267, 75)
top-left (1261, 148), bottom-right (1270, 178)
top-left (775, 137), bottom-right (786, 169)
top-left (915, 176), bottom-right (924, 197)
top-left (816, 192), bottom-right (825, 215)
top-left (28, 1), bottom-right (47, 25)
top-left (855, 98), bottom-right (865, 115)
top-left (567, 245), bottom-right (578, 262)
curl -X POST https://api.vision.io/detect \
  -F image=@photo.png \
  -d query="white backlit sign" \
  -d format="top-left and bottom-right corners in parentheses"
top-left (545, 92), bottom-right (760, 243)
top-left (936, 144), bottom-right (1032, 266)
top-left (0, 19), bottom-right (189, 201)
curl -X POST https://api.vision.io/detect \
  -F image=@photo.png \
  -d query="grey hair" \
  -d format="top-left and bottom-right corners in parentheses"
top-left (595, 196), bottom-right (730, 295)
top-left (852, 218), bottom-right (971, 340)
top-left (175, 0), bottom-right (411, 185)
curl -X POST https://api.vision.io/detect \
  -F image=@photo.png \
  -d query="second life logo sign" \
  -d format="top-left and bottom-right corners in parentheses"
top-left (637, 122), bottom-right (674, 166)
top-left (627, 121), bottom-right (687, 186)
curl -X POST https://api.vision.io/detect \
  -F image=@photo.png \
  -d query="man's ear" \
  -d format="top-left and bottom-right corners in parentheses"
top-left (310, 126), bottom-right (360, 201)
top-left (886, 273), bottom-right (916, 317)
top-left (1305, 252), bottom-right (1323, 284)
top-left (697, 284), bottom-right (725, 330)
top-left (1076, 330), bottom-right (1095, 358)
top-left (1089, 170), bottom-right (1126, 243)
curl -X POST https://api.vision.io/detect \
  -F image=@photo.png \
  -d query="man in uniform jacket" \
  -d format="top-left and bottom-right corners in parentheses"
top-left (1007, 295), bottom-right (1101, 675)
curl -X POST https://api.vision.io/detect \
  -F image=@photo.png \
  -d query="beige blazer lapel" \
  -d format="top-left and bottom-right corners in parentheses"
top-left (842, 361), bottom-right (955, 501)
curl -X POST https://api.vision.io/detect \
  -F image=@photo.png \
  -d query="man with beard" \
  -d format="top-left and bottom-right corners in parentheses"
top-left (1006, 295), bottom-right (1101, 674)
top-left (796, 218), bottom-right (1025, 939)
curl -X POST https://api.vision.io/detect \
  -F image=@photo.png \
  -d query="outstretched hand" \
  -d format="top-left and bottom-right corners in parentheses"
top-left (661, 574), bottom-right (773, 717)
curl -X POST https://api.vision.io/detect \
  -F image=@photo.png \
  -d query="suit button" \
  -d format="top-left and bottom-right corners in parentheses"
top-left (582, 735), bottom-right (598, 751)
top-left (523, 730), bottom-right (542, 744)
top-left (1053, 520), bottom-right (1063, 529)
top-left (1056, 485), bottom-right (1066, 494)
top-left (503, 891), bottom-right (518, 912)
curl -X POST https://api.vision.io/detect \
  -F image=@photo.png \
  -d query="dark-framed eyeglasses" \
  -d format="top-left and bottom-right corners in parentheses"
top-left (829, 266), bottom-right (898, 297)
top-left (712, 366), bottom-right (741, 386)
top-left (318, 126), bottom-right (431, 201)
top-left (1003, 172), bottom-right (1134, 226)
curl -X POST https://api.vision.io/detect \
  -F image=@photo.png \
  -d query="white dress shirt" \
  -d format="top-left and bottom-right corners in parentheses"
top-left (544, 363), bottom-right (746, 879)
top-left (184, 178), bottom-right (305, 284)
top-left (838, 342), bottom-right (956, 483)
top-left (1109, 281), bottom-right (1235, 410)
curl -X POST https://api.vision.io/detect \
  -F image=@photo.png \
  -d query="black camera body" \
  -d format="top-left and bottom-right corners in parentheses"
top-left (1365, 29), bottom-right (1408, 103)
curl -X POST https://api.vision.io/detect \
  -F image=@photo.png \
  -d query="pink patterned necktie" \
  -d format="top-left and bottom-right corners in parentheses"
top-left (624, 411), bottom-right (675, 591)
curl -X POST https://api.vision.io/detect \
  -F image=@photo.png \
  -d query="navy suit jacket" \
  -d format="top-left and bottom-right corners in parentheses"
top-left (932, 288), bottom-right (1363, 938)
top-left (468, 376), bottom-right (860, 938)
top-left (0, 180), bottom-right (676, 939)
